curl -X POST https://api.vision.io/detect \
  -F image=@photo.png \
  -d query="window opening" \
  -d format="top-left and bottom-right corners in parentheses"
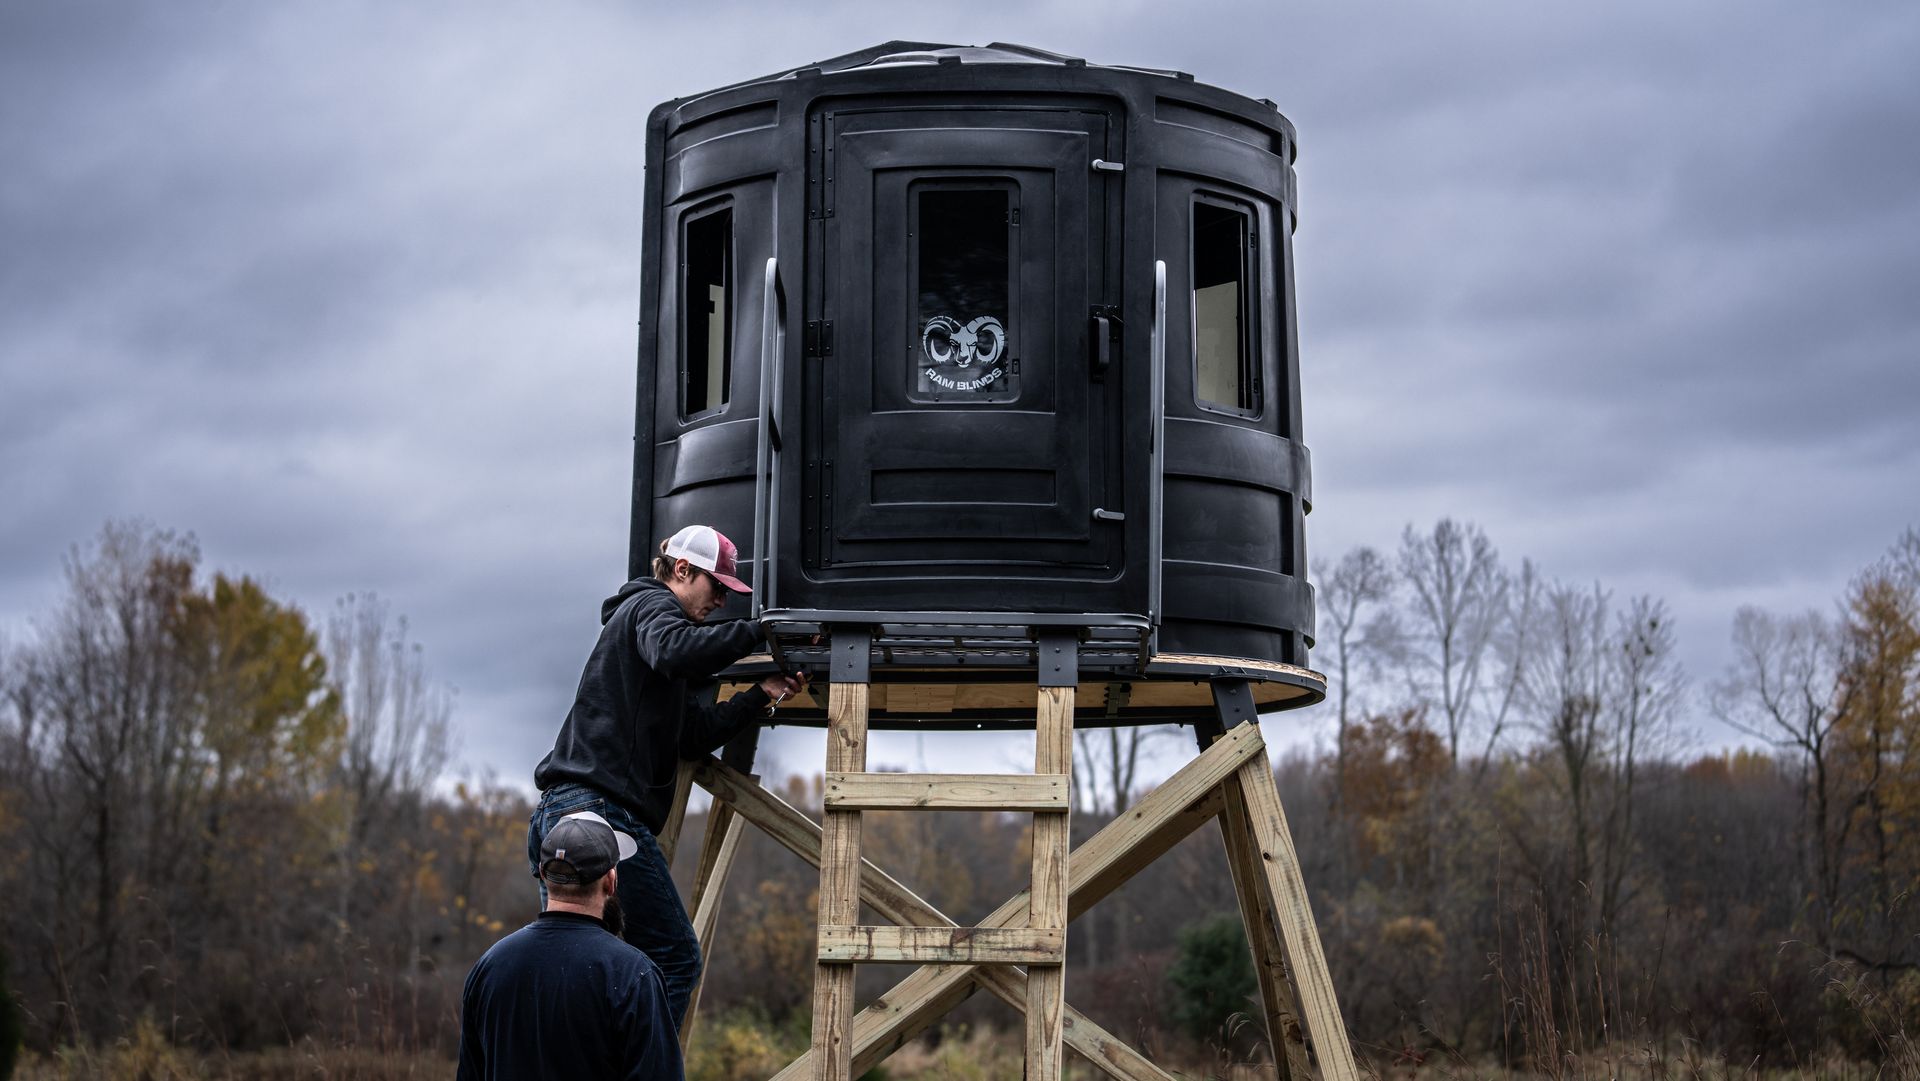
top-left (912, 183), bottom-right (1016, 402)
top-left (682, 206), bottom-right (732, 417)
top-left (1193, 199), bottom-right (1256, 413)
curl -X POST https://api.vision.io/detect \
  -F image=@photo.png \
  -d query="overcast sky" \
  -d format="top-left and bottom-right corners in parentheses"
top-left (3, 1), bottom-right (1915, 792)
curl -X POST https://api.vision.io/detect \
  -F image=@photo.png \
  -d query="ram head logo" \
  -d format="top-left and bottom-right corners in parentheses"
top-left (921, 315), bottom-right (1007, 368)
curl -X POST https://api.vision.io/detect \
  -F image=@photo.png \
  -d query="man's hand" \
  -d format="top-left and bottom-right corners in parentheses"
top-left (758, 671), bottom-right (809, 710)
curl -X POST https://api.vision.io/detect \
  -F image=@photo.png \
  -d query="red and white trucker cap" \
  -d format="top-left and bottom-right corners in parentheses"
top-left (662, 524), bottom-right (752, 594)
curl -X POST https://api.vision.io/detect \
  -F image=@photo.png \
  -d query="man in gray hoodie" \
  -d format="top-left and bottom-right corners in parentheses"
top-left (531, 524), bottom-right (804, 1027)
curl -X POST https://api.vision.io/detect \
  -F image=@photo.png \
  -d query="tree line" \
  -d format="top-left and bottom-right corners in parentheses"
top-left (1, 518), bottom-right (1915, 1073)
top-left (0, 521), bottom-right (528, 1061)
top-left (1294, 520), bottom-right (1919, 1066)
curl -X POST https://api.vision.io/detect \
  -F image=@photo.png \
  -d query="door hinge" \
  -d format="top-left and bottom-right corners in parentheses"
top-left (805, 321), bottom-right (834, 357)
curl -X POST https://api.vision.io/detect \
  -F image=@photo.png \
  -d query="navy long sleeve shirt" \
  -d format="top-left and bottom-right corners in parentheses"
top-left (458, 911), bottom-right (682, 1081)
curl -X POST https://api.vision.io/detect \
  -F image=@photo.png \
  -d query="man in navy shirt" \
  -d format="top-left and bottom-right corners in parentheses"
top-left (460, 811), bottom-right (683, 1080)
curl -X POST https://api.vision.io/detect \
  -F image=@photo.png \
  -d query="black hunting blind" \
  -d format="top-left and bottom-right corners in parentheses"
top-left (630, 42), bottom-right (1357, 1081)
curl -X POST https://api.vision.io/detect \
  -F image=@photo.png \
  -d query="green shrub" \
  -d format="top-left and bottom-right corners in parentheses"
top-left (1166, 912), bottom-right (1256, 1042)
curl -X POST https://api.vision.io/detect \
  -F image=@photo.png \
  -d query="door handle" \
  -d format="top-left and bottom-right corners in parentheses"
top-left (1089, 305), bottom-right (1121, 382)
top-left (1093, 508), bottom-right (1126, 522)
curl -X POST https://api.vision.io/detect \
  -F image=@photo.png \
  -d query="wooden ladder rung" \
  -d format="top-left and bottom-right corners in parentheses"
top-left (818, 924), bottom-right (1065, 964)
top-left (823, 771), bottom-right (1070, 811)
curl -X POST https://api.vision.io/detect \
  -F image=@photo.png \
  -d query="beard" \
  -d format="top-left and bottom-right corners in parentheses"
top-left (601, 891), bottom-right (625, 938)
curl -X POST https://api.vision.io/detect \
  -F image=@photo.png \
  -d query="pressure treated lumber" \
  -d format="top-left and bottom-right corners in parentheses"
top-left (699, 752), bottom-right (1224, 1081)
top-left (1028, 685), bottom-right (1074, 1078)
top-left (1236, 753), bottom-right (1361, 1081)
top-left (823, 771), bottom-right (1070, 811)
top-left (1215, 770), bottom-right (1310, 1081)
top-left (655, 759), bottom-right (698, 865)
top-left (809, 682), bottom-right (868, 1080)
top-left (817, 924), bottom-right (1063, 964)
top-left (722, 719), bottom-right (1264, 1080)
top-left (694, 762), bottom-right (951, 932)
top-left (679, 805), bottom-right (746, 1047)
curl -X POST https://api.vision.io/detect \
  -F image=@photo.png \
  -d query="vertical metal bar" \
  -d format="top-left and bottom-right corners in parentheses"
top-left (768, 269), bottom-right (785, 612)
top-left (1036, 630), bottom-right (1079, 689)
top-left (1149, 260), bottom-right (1168, 627)
top-left (1209, 677), bottom-right (1259, 732)
top-left (753, 256), bottom-right (780, 619)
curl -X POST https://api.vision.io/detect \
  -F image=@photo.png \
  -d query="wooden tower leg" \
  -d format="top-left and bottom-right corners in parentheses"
top-left (679, 729), bottom-right (762, 1049)
top-left (1209, 680), bottom-right (1361, 1081)
top-left (1198, 685), bottom-right (1309, 1081)
top-left (1028, 632), bottom-right (1076, 1079)
top-left (1236, 750), bottom-right (1359, 1081)
top-left (811, 631), bottom-right (872, 1081)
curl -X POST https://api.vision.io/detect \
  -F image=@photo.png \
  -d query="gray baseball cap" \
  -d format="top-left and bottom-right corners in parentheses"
top-left (539, 811), bottom-right (639, 885)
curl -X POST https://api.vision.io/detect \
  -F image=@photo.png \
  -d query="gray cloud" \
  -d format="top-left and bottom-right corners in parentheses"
top-left (3, 1), bottom-right (1915, 784)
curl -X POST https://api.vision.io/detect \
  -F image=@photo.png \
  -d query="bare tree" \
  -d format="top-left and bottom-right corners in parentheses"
top-left (1074, 726), bottom-right (1151, 818)
top-left (324, 592), bottom-right (455, 934)
top-left (1887, 526), bottom-right (1920, 589)
top-left (1519, 581), bottom-right (1610, 932)
top-left (5, 522), bottom-right (200, 1034)
top-left (1395, 519), bottom-right (1508, 765)
top-left (1595, 595), bottom-right (1685, 937)
top-left (1472, 556), bottom-right (1541, 773)
top-left (1071, 721), bottom-right (1182, 970)
top-left (1712, 606), bottom-right (1852, 949)
top-left (1318, 545), bottom-right (1394, 805)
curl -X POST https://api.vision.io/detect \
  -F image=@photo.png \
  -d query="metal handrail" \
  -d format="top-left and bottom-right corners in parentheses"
top-left (1148, 260), bottom-right (1167, 626)
top-left (751, 257), bottom-right (785, 618)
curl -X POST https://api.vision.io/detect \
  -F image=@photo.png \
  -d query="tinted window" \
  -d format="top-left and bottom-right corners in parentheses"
top-left (912, 183), bottom-right (1016, 402)
top-left (1193, 200), bottom-right (1256, 413)
top-left (682, 207), bottom-right (732, 417)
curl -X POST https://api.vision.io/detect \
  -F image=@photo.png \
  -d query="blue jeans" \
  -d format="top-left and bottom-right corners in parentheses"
top-left (528, 782), bottom-right (701, 1026)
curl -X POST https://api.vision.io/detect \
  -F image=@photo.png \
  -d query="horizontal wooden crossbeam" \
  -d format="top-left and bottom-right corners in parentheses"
top-left (819, 924), bottom-right (1064, 964)
top-left (823, 771), bottom-right (1070, 811)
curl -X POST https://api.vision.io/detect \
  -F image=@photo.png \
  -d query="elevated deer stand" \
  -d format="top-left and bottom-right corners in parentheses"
top-left (628, 44), bottom-right (1337, 1076)
top-left (655, 632), bottom-right (1358, 1081)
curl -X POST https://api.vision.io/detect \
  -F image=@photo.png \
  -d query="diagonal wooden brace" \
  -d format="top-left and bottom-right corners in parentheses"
top-left (1235, 753), bottom-right (1360, 1081)
top-left (678, 800), bottom-right (747, 1048)
top-left (656, 759), bottom-right (699, 866)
